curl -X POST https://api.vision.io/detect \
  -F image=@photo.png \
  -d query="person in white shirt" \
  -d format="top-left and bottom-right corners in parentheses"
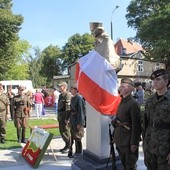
top-left (53, 87), bottom-right (60, 114)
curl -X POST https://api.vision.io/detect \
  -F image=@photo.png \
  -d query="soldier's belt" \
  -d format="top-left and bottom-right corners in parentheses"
top-left (116, 120), bottom-right (131, 131)
top-left (149, 122), bottom-right (170, 129)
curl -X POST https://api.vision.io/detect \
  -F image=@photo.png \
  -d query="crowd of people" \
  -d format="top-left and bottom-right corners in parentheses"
top-left (55, 69), bottom-right (170, 169)
top-left (0, 68), bottom-right (169, 169)
top-left (0, 85), bottom-right (53, 144)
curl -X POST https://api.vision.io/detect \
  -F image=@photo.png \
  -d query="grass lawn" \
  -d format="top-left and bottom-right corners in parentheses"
top-left (0, 118), bottom-right (60, 150)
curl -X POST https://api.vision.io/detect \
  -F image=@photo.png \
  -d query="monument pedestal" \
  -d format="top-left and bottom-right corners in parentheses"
top-left (72, 103), bottom-right (122, 170)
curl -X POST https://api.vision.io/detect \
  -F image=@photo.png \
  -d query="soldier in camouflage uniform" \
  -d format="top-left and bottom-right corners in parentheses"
top-left (67, 84), bottom-right (85, 158)
top-left (0, 83), bottom-right (10, 143)
top-left (57, 82), bottom-right (71, 153)
top-left (143, 69), bottom-right (170, 170)
top-left (13, 86), bottom-right (31, 143)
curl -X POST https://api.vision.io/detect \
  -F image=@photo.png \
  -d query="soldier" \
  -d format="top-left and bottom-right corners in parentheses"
top-left (143, 69), bottom-right (170, 170)
top-left (67, 84), bottom-right (85, 158)
top-left (13, 86), bottom-right (31, 143)
top-left (57, 82), bottom-right (71, 153)
top-left (112, 78), bottom-right (141, 170)
top-left (0, 83), bottom-right (10, 143)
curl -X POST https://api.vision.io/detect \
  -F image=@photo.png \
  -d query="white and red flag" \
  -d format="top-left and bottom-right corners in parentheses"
top-left (75, 50), bottom-right (121, 116)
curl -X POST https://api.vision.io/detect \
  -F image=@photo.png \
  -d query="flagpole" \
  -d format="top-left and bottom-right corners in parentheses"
top-left (110, 5), bottom-right (119, 40)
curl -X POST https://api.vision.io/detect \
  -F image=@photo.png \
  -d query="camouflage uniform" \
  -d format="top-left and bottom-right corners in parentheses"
top-left (0, 90), bottom-right (10, 143)
top-left (13, 91), bottom-right (30, 143)
top-left (68, 94), bottom-right (85, 157)
top-left (58, 91), bottom-right (71, 150)
top-left (143, 90), bottom-right (170, 170)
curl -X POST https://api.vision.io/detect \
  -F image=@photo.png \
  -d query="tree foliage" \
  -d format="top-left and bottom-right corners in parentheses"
top-left (126, 0), bottom-right (170, 67)
top-left (28, 47), bottom-right (47, 88)
top-left (62, 33), bottom-right (95, 71)
top-left (0, 0), bottom-right (23, 79)
top-left (5, 40), bottom-right (31, 80)
top-left (40, 45), bottom-right (62, 86)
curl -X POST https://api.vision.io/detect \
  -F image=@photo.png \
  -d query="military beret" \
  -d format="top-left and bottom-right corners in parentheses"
top-left (150, 69), bottom-right (168, 80)
top-left (57, 81), bottom-right (67, 87)
top-left (18, 85), bottom-right (25, 91)
top-left (121, 78), bottom-right (134, 87)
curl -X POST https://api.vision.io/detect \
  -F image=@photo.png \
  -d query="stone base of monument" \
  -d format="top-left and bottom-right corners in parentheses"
top-left (71, 150), bottom-right (123, 170)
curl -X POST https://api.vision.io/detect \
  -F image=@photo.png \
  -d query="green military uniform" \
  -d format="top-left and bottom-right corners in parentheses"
top-left (113, 94), bottom-right (141, 170)
top-left (58, 91), bottom-right (71, 151)
top-left (0, 90), bottom-right (10, 143)
top-left (68, 94), bottom-right (85, 157)
top-left (13, 90), bottom-right (30, 143)
top-left (143, 91), bottom-right (170, 170)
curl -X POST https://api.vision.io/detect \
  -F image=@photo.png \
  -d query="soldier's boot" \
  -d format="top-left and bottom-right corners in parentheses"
top-left (60, 141), bottom-right (70, 153)
top-left (17, 128), bottom-right (21, 143)
top-left (68, 146), bottom-right (73, 157)
top-left (68, 136), bottom-right (74, 157)
top-left (0, 137), bottom-right (5, 144)
top-left (21, 128), bottom-right (26, 143)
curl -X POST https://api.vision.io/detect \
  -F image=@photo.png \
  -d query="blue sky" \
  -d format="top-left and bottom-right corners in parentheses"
top-left (12, 0), bottom-right (136, 50)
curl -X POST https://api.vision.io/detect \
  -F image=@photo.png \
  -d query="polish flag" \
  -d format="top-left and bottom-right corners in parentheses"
top-left (75, 50), bottom-right (121, 116)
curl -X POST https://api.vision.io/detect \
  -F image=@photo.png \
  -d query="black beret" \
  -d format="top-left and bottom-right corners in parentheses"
top-left (121, 78), bottom-right (134, 86)
top-left (150, 69), bottom-right (168, 80)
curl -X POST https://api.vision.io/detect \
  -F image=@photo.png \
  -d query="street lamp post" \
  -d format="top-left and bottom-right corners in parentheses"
top-left (110, 5), bottom-right (119, 40)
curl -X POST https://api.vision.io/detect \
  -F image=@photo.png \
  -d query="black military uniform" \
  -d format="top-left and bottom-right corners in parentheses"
top-left (13, 86), bottom-right (30, 143)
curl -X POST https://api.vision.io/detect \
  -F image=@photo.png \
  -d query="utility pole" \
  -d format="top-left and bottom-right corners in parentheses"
top-left (110, 5), bottom-right (119, 40)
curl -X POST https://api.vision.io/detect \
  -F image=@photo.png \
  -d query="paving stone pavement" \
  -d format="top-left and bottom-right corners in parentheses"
top-left (0, 107), bottom-right (147, 170)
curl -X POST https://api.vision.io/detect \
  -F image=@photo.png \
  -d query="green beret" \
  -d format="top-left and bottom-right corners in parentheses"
top-left (121, 78), bottom-right (134, 86)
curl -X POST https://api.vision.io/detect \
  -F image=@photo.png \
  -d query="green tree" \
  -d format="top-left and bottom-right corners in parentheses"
top-left (40, 45), bottom-right (62, 86)
top-left (28, 47), bottom-right (46, 88)
top-left (62, 33), bottom-right (95, 71)
top-left (5, 40), bottom-right (31, 80)
top-left (0, 0), bottom-right (23, 79)
top-left (126, 0), bottom-right (170, 68)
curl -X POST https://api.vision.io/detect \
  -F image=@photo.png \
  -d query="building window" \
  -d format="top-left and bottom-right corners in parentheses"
top-left (138, 60), bottom-right (144, 72)
top-left (155, 63), bottom-right (160, 70)
top-left (121, 47), bottom-right (127, 55)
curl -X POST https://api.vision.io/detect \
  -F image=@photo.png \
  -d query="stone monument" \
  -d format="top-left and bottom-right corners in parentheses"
top-left (72, 22), bottom-right (121, 170)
